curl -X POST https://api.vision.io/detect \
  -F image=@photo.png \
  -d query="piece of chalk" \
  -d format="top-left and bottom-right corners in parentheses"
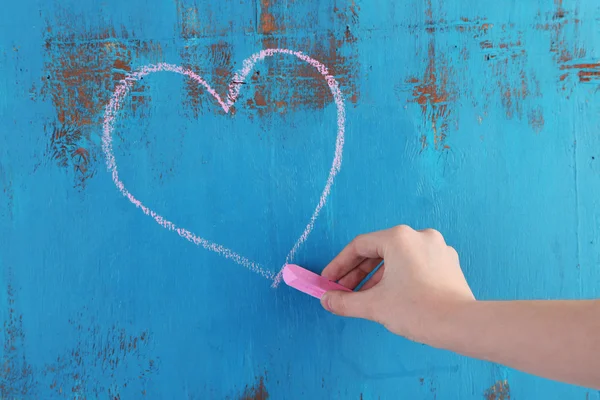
top-left (282, 264), bottom-right (352, 299)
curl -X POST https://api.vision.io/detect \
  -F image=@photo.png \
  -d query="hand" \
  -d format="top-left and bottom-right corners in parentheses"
top-left (321, 225), bottom-right (475, 347)
top-left (321, 225), bottom-right (600, 389)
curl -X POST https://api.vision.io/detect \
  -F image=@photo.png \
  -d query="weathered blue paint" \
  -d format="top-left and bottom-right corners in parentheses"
top-left (1, 0), bottom-right (599, 398)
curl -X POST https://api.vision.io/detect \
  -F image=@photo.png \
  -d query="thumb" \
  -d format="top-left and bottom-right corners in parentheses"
top-left (321, 290), bottom-right (375, 319)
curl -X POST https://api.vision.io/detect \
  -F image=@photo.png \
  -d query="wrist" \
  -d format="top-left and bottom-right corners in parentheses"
top-left (424, 299), bottom-right (480, 351)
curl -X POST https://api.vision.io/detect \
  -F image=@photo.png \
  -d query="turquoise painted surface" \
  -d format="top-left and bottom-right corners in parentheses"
top-left (1, 0), bottom-right (599, 398)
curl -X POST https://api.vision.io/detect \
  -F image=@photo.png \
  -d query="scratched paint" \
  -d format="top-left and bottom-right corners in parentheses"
top-left (1, 0), bottom-right (600, 399)
top-left (0, 268), bottom-right (158, 397)
top-left (1, 268), bottom-right (36, 397)
top-left (484, 380), bottom-right (510, 400)
top-left (235, 375), bottom-right (269, 400)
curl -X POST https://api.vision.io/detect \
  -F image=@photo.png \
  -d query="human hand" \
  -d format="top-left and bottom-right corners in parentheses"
top-left (321, 225), bottom-right (475, 347)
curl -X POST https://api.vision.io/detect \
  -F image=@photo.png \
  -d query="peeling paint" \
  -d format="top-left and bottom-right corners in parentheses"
top-left (528, 107), bottom-right (545, 133)
top-left (404, 1), bottom-right (456, 151)
top-left (0, 277), bottom-right (158, 397)
top-left (45, 123), bottom-right (96, 189)
top-left (236, 375), bottom-right (269, 400)
top-left (2, 0), bottom-right (598, 397)
top-left (398, 0), bottom-right (566, 148)
top-left (481, 30), bottom-right (543, 126)
top-left (258, 0), bottom-right (279, 35)
top-left (175, 1), bottom-right (202, 39)
top-left (173, 0), bottom-right (246, 38)
top-left (179, 41), bottom-right (235, 118)
top-left (254, 2), bottom-right (360, 115)
top-left (256, 34), bottom-right (359, 115)
top-left (560, 62), bottom-right (600, 83)
top-left (42, 24), bottom-right (133, 127)
top-left (483, 380), bottom-right (510, 400)
top-left (535, 0), bottom-right (593, 90)
top-left (0, 269), bottom-right (36, 398)
top-left (535, 0), bottom-right (585, 65)
top-left (174, 2), bottom-right (359, 119)
top-left (39, 9), bottom-right (162, 188)
top-left (408, 41), bottom-right (455, 151)
top-left (0, 165), bottom-right (13, 222)
top-left (43, 313), bottom-right (159, 398)
top-left (421, 14), bottom-right (493, 35)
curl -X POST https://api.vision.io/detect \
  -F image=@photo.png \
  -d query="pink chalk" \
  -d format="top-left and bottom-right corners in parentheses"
top-left (282, 264), bottom-right (351, 299)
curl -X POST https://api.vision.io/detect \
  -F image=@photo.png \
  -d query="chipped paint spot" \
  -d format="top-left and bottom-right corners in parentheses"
top-left (401, 0), bottom-right (460, 152)
top-left (412, 40), bottom-right (456, 150)
top-left (179, 41), bottom-right (235, 118)
top-left (535, 0), bottom-right (590, 89)
top-left (256, 2), bottom-right (359, 114)
top-left (456, 17), bottom-right (493, 35)
top-left (560, 62), bottom-right (600, 83)
top-left (484, 380), bottom-right (511, 400)
top-left (174, 2), bottom-right (359, 118)
top-left (426, 15), bottom-right (494, 35)
top-left (0, 165), bottom-right (13, 221)
top-left (254, 90), bottom-right (267, 107)
top-left (405, 39), bottom-right (455, 151)
top-left (400, 1), bottom-right (552, 141)
top-left (480, 30), bottom-right (543, 126)
top-left (0, 278), bottom-right (157, 397)
top-left (42, 26), bottom-right (133, 127)
top-left (46, 123), bottom-right (96, 189)
top-left (43, 311), bottom-right (159, 398)
top-left (237, 375), bottom-right (268, 400)
top-left (415, 0), bottom-right (493, 35)
top-left (494, 57), bottom-right (530, 119)
top-left (40, 10), bottom-right (162, 188)
top-left (174, 1), bottom-right (202, 39)
top-left (528, 107), bottom-right (545, 133)
top-left (257, 35), bottom-right (359, 114)
top-left (535, 0), bottom-right (585, 64)
top-left (174, 0), bottom-right (252, 38)
top-left (258, 0), bottom-right (278, 35)
top-left (0, 268), bottom-right (36, 398)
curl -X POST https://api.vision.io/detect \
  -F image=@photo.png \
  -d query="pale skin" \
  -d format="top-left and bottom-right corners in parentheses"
top-left (320, 225), bottom-right (600, 390)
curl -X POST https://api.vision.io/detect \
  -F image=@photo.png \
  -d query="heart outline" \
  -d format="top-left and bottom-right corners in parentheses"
top-left (102, 48), bottom-right (346, 287)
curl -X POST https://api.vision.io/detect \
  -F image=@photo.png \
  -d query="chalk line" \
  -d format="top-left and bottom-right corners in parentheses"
top-left (101, 49), bottom-right (346, 287)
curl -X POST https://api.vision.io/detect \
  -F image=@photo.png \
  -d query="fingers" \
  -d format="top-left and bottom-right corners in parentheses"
top-left (337, 258), bottom-right (383, 289)
top-left (321, 290), bottom-right (377, 319)
top-left (322, 229), bottom-right (392, 281)
top-left (359, 263), bottom-right (385, 291)
top-left (447, 245), bottom-right (459, 261)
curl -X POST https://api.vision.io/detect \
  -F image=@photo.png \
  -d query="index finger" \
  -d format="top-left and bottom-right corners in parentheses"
top-left (322, 229), bottom-right (392, 281)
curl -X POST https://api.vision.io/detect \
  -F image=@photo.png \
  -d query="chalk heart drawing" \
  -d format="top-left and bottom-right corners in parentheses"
top-left (102, 48), bottom-right (345, 287)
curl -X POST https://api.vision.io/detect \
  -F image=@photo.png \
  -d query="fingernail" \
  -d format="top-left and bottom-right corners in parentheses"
top-left (321, 293), bottom-right (331, 311)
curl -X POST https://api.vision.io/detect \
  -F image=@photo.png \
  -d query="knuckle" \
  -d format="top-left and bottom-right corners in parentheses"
top-left (390, 225), bottom-right (412, 240)
top-left (333, 296), bottom-right (348, 315)
top-left (423, 228), bottom-right (444, 241)
top-left (353, 234), bottom-right (366, 243)
top-left (350, 234), bottom-right (365, 250)
top-left (447, 246), bottom-right (459, 259)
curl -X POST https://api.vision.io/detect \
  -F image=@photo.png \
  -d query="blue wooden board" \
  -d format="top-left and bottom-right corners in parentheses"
top-left (1, 0), bottom-right (599, 398)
